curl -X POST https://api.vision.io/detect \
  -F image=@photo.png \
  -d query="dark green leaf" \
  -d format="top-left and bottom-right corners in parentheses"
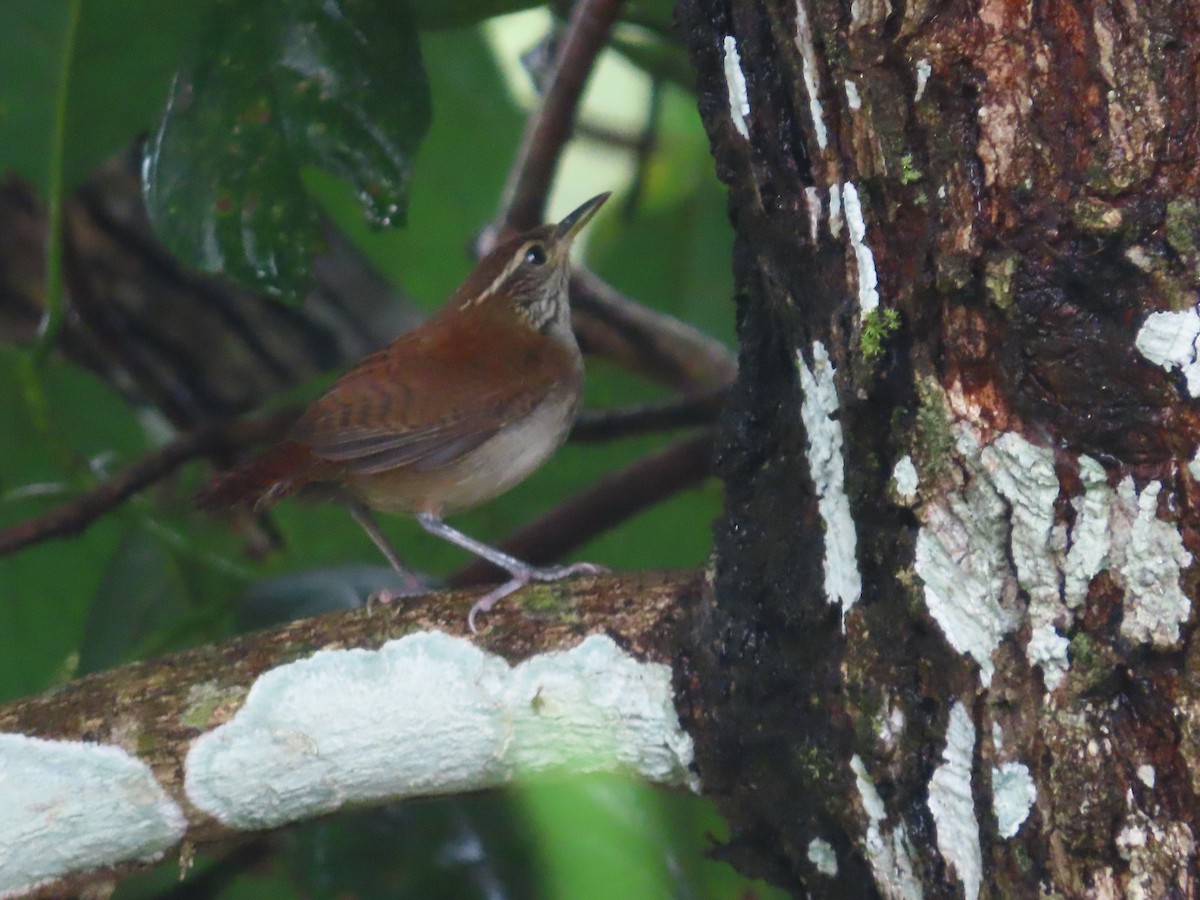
top-left (143, 0), bottom-right (431, 300)
top-left (68, 2), bottom-right (205, 186)
top-left (304, 26), bottom-right (523, 306)
top-left (0, 2), bottom-right (77, 196)
top-left (76, 528), bottom-right (190, 675)
top-left (0, 348), bottom-right (149, 701)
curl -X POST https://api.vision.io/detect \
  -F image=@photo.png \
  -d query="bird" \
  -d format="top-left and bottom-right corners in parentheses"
top-left (198, 193), bottom-right (610, 630)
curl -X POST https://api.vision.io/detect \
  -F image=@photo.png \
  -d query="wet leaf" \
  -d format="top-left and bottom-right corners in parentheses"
top-left (0, 347), bottom-right (149, 701)
top-left (143, 0), bottom-right (431, 300)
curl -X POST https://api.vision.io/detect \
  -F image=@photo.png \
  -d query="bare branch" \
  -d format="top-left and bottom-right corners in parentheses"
top-left (572, 269), bottom-right (737, 391)
top-left (492, 0), bottom-right (626, 241)
top-left (570, 388), bottom-right (727, 441)
top-left (0, 410), bottom-right (296, 558)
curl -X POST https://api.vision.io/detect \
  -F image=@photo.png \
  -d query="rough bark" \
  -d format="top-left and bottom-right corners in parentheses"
top-left (676, 0), bottom-right (1200, 895)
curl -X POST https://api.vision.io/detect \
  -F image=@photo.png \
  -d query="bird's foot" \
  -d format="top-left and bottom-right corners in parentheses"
top-left (467, 561), bottom-right (606, 633)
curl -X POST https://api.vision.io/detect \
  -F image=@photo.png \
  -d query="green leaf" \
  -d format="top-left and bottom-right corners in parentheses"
top-left (0, 1), bottom-right (203, 195)
top-left (76, 528), bottom-right (191, 675)
top-left (69, 3), bottom-right (205, 187)
top-left (0, 1), bottom-right (204, 352)
top-left (0, 2), bottom-right (77, 198)
top-left (516, 775), bottom-right (790, 900)
top-left (143, 0), bottom-right (431, 300)
top-left (0, 348), bottom-right (150, 701)
top-left (305, 25), bottom-right (522, 307)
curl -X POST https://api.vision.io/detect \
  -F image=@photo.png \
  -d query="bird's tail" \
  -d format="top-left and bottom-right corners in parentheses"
top-left (195, 441), bottom-right (317, 511)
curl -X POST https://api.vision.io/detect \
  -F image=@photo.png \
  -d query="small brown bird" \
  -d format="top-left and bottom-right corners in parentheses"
top-left (199, 193), bottom-right (610, 629)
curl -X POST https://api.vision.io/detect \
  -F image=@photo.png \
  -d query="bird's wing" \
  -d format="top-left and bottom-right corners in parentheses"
top-left (288, 319), bottom-right (578, 476)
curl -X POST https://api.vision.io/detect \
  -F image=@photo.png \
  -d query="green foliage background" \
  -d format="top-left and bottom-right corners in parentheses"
top-left (0, 1), bottom-right (781, 897)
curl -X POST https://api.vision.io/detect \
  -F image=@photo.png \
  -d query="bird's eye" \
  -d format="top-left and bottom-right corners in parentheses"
top-left (524, 244), bottom-right (547, 266)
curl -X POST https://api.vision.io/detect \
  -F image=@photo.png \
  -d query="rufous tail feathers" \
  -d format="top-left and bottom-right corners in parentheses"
top-left (195, 441), bottom-right (317, 511)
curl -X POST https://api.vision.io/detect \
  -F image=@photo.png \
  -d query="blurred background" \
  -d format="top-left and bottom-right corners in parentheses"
top-left (0, 1), bottom-right (780, 896)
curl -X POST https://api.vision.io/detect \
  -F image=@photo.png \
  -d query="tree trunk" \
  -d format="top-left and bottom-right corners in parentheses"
top-left (676, 0), bottom-right (1200, 895)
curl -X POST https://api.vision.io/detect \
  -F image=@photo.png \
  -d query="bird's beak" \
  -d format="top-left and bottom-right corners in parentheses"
top-left (555, 192), bottom-right (610, 243)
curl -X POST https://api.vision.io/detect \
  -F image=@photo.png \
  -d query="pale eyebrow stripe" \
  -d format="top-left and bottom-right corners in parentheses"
top-left (463, 244), bottom-right (531, 309)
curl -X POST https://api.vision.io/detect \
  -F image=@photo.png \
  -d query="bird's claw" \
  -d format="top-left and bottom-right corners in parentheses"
top-left (529, 561), bottom-right (607, 582)
top-left (467, 561), bottom-right (605, 633)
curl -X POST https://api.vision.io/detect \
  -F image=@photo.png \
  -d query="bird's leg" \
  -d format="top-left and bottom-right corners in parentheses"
top-left (348, 500), bottom-right (427, 605)
top-left (416, 512), bottom-right (604, 632)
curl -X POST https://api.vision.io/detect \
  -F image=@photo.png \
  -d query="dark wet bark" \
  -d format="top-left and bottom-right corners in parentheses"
top-left (677, 0), bottom-right (1200, 895)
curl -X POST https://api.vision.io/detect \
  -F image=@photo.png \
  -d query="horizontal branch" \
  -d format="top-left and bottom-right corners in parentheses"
top-left (570, 389), bottom-right (727, 441)
top-left (0, 409), bottom-right (297, 558)
top-left (571, 269), bottom-right (737, 392)
top-left (0, 570), bottom-right (701, 899)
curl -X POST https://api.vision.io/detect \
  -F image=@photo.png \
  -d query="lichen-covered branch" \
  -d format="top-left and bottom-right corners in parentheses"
top-left (0, 570), bottom-right (700, 899)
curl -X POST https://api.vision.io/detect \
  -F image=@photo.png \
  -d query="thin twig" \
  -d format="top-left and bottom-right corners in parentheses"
top-left (492, 0), bottom-right (626, 241)
top-left (447, 430), bottom-right (715, 587)
top-left (570, 387), bottom-right (727, 441)
top-left (571, 268), bottom-right (737, 391)
top-left (0, 410), bottom-right (296, 558)
top-left (478, 0), bottom-right (737, 396)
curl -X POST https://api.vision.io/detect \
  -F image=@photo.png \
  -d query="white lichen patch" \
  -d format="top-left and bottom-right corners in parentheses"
top-left (792, 0), bottom-right (828, 150)
top-left (891, 455), bottom-right (919, 504)
top-left (1137, 764), bottom-right (1156, 789)
top-left (1062, 455), bottom-right (1113, 610)
top-left (796, 342), bottom-right (862, 624)
top-left (914, 446), bottom-right (1017, 686)
top-left (804, 186), bottom-right (822, 242)
top-left (1117, 479), bottom-right (1192, 647)
top-left (979, 433), bottom-right (1070, 689)
top-left (842, 182), bottom-right (880, 314)
top-left (1025, 625), bottom-right (1071, 691)
top-left (844, 79), bottom-right (862, 110)
top-left (928, 703), bottom-right (982, 900)
top-left (915, 419), bottom-right (1192, 688)
top-left (914, 58), bottom-right (931, 101)
top-left (1135, 307), bottom-right (1200, 397)
top-left (0, 734), bottom-right (186, 898)
top-left (807, 837), bottom-right (838, 876)
top-left (850, 755), bottom-right (923, 900)
top-left (185, 633), bottom-right (694, 830)
top-left (992, 761), bottom-right (1037, 839)
top-left (1058, 470), bottom-right (1190, 649)
top-left (722, 36), bottom-right (750, 140)
top-left (981, 433), bottom-right (1063, 609)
